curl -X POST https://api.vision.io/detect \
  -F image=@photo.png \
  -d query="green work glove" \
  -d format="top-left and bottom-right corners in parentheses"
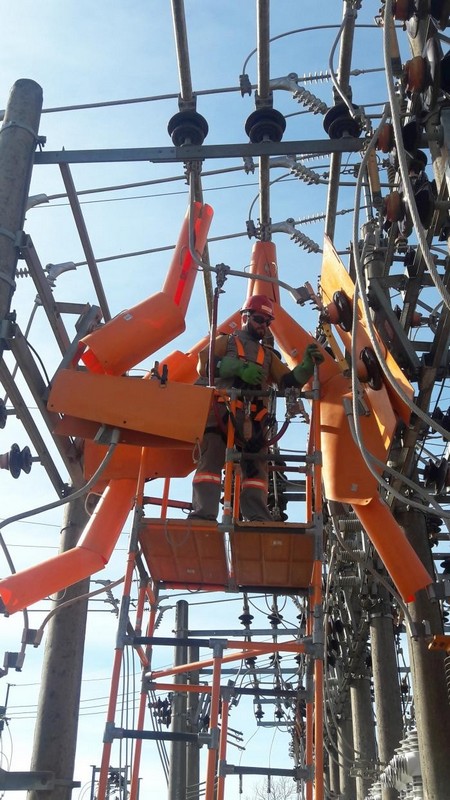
top-left (292, 343), bottom-right (324, 385)
top-left (219, 356), bottom-right (264, 385)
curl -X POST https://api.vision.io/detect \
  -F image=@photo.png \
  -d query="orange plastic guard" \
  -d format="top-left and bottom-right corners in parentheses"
top-left (246, 240), bottom-right (280, 304)
top-left (78, 203), bottom-right (213, 376)
top-left (320, 375), bottom-right (389, 504)
top-left (161, 202), bottom-right (214, 314)
top-left (83, 440), bottom-right (196, 492)
top-left (78, 478), bottom-right (136, 563)
top-left (48, 369), bottom-right (214, 443)
top-left (352, 496), bottom-right (433, 602)
top-left (321, 236), bottom-right (414, 425)
top-left (78, 291), bottom-right (186, 375)
top-left (0, 479), bottom-right (136, 614)
top-left (0, 548), bottom-right (106, 614)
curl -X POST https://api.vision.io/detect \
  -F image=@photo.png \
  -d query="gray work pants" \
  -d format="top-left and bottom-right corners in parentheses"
top-left (190, 417), bottom-right (272, 522)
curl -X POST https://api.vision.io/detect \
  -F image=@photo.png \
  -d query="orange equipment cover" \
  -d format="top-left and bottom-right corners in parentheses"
top-left (52, 414), bottom-right (195, 449)
top-left (229, 522), bottom-right (315, 590)
top-left (78, 478), bottom-right (136, 563)
top-left (0, 478), bottom-right (136, 614)
top-left (48, 370), bottom-right (213, 444)
top-left (320, 236), bottom-right (414, 424)
top-left (83, 439), bottom-right (196, 491)
top-left (246, 240), bottom-right (281, 305)
top-left (78, 202), bottom-right (213, 375)
top-left (352, 496), bottom-right (433, 602)
top-left (319, 373), bottom-right (396, 504)
top-left (161, 202), bottom-right (214, 314)
top-left (77, 291), bottom-right (186, 376)
top-left (139, 518), bottom-right (229, 589)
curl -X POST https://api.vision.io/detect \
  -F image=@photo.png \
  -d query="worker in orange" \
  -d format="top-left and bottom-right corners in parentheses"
top-left (188, 295), bottom-right (324, 522)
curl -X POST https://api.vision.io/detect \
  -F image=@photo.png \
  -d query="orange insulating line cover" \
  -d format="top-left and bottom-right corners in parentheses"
top-left (246, 240), bottom-right (280, 305)
top-left (161, 201), bottom-right (214, 315)
top-left (0, 548), bottom-right (105, 615)
top-left (77, 202), bottom-right (213, 375)
top-left (78, 291), bottom-right (186, 376)
top-left (352, 496), bottom-right (433, 602)
top-left (78, 478), bottom-right (136, 563)
top-left (0, 479), bottom-right (136, 615)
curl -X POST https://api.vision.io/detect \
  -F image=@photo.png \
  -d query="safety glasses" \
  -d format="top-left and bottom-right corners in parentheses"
top-left (250, 313), bottom-right (272, 325)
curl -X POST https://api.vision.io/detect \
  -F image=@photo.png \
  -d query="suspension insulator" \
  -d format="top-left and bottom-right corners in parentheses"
top-left (6, 443), bottom-right (31, 479)
top-left (403, 55), bottom-right (429, 94)
top-left (359, 347), bottom-right (383, 391)
top-left (384, 191), bottom-right (406, 223)
top-left (244, 107), bottom-right (286, 143)
top-left (377, 123), bottom-right (395, 153)
top-left (167, 110), bottom-right (209, 147)
top-left (323, 102), bottom-right (362, 139)
top-left (20, 445), bottom-right (32, 474)
top-left (377, 118), bottom-right (423, 157)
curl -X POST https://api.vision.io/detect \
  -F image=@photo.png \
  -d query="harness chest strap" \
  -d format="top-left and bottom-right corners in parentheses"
top-left (214, 334), bottom-right (269, 422)
top-left (234, 336), bottom-right (265, 366)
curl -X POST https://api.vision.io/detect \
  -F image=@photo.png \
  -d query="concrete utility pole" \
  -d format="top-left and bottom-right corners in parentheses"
top-left (186, 645), bottom-right (200, 800)
top-left (28, 496), bottom-right (90, 800)
top-left (168, 600), bottom-right (189, 800)
top-left (0, 79), bottom-right (42, 349)
top-left (350, 669), bottom-right (377, 800)
top-left (337, 700), bottom-right (356, 800)
top-left (369, 588), bottom-right (403, 800)
top-left (396, 507), bottom-right (450, 799)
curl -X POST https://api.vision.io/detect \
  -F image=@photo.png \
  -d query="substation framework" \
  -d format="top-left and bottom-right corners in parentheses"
top-left (0, 3), bottom-right (450, 800)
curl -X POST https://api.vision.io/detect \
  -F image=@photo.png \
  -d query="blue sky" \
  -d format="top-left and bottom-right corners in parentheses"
top-left (0, 3), bottom-right (421, 798)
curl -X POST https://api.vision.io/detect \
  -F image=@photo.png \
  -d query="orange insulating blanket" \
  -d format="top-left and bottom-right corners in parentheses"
top-left (0, 479), bottom-right (136, 614)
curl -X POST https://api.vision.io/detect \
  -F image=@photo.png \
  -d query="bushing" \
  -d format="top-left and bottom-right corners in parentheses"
top-left (244, 107), bottom-right (286, 143)
top-left (323, 102), bottom-right (362, 139)
top-left (167, 110), bottom-right (209, 147)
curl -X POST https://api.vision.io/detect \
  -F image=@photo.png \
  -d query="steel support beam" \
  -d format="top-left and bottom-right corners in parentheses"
top-left (33, 138), bottom-right (365, 166)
